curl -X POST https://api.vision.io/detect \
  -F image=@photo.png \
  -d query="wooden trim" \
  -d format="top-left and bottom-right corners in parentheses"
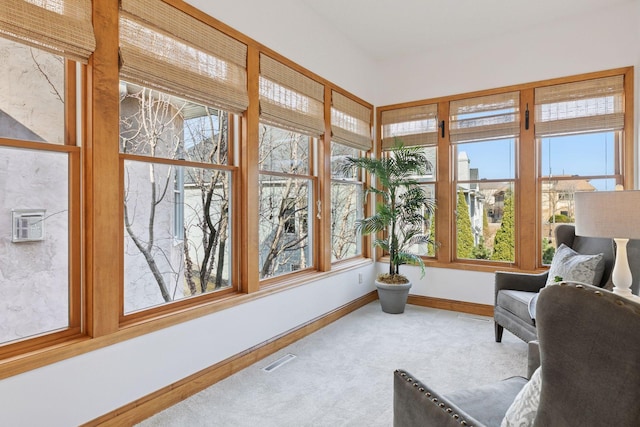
top-left (407, 295), bottom-right (494, 317)
top-left (317, 86), bottom-right (332, 272)
top-left (68, 149), bottom-right (82, 329)
top-left (87, 0), bottom-right (121, 337)
top-left (82, 291), bottom-right (377, 427)
top-left (623, 67), bottom-right (635, 189)
top-left (64, 60), bottom-right (77, 146)
top-left (240, 45), bottom-right (260, 293)
top-left (518, 88), bottom-right (537, 270)
top-left (435, 101), bottom-right (451, 263)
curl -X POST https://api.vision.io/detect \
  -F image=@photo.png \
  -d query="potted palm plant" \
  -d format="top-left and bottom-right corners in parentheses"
top-left (343, 140), bottom-right (436, 313)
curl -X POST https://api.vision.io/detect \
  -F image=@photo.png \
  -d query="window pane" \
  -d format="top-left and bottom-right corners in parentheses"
top-left (330, 142), bottom-right (363, 261)
top-left (457, 182), bottom-right (514, 262)
top-left (456, 138), bottom-right (515, 181)
top-left (407, 183), bottom-right (436, 257)
top-left (540, 178), bottom-right (616, 264)
top-left (0, 38), bottom-right (65, 144)
top-left (120, 81), bottom-right (229, 165)
top-left (259, 124), bottom-right (310, 174)
top-left (0, 147), bottom-right (69, 344)
top-left (331, 142), bottom-right (360, 179)
top-left (331, 181), bottom-right (363, 261)
top-left (411, 146), bottom-right (436, 182)
top-left (541, 132), bottom-right (617, 178)
top-left (540, 130), bottom-right (619, 264)
top-left (124, 160), bottom-right (232, 313)
top-left (258, 175), bottom-right (311, 279)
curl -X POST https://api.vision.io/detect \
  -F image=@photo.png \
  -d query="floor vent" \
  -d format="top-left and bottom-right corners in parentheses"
top-left (262, 353), bottom-right (297, 372)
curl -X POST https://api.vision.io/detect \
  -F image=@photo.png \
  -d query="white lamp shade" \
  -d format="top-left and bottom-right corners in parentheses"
top-left (574, 190), bottom-right (640, 239)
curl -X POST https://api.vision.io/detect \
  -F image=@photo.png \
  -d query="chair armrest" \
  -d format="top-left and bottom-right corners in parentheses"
top-left (394, 369), bottom-right (485, 427)
top-left (527, 340), bottom-right (540, 378)
top-left (495, 270), bottom-right (549, 302)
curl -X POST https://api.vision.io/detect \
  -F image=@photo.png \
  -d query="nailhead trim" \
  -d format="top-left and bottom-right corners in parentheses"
top-left (397, 370), bottom-right (473, 427)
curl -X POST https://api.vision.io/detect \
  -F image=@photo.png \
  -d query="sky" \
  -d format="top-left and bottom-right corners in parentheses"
top-left (460, 132), bottom-right (617, 191)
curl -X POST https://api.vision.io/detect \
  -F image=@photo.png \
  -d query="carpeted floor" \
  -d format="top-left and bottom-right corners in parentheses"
top-left (137, 301), bottom-right (527, 426)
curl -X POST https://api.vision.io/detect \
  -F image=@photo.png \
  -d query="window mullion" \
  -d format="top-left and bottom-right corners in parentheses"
top-left (518, 88), bottom-right (537, 270)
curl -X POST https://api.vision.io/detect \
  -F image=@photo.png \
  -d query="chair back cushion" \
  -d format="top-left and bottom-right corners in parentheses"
top-left (534, 283), bottom-right (640, 426)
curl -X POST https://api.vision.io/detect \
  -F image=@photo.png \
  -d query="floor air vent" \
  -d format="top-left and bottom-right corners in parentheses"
top-left (262, 353), bottom-right (297, 372)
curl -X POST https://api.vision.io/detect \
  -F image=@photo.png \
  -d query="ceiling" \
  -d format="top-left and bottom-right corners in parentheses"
top-left (298, 0), bottom-right (637, 61)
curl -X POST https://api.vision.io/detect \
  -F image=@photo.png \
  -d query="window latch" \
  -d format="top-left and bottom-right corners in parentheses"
top-left (438, 120), bottom-right (445, 138)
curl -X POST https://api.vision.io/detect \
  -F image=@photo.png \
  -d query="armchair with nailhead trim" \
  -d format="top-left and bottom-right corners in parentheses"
top-left (394, 282), bottom-right (640, 426)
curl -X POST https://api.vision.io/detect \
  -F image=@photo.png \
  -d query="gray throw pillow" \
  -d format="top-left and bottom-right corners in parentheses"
top-left (544, 243), bottom-right (605, 287)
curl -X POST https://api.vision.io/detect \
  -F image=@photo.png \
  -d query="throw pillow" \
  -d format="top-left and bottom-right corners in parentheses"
top-left (501, 367), bottom-right (542, 427)
top-left (544, 243), bottom-right (605, 287)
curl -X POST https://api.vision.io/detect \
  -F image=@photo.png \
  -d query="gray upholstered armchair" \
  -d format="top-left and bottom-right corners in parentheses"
top-left (494, 224), bottom-right (623, 343)
top-left (394, 282), bottom-right (640, 426)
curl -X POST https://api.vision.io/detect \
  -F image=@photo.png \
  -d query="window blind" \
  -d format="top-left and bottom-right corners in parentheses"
top-left (119, 0), bottom-right (248, 114)
top-left (535, 75), bottom-right (624, 137)
top-left (331, 91), bottom-right (372, 151)
top-left (449, 92), bottom-right (520, 143)
top-left (0, 0), bottom-right (95, 63)
top-left (381, 104), bottom-right (438, 150)
top-left (259, 54), bottom-right (325, 137)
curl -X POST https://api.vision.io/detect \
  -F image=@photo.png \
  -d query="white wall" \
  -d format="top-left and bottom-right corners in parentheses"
top-left (375, 1), bottom-right (640, 106)
top-left (3, 2), bottom-right (640, 424)
top-left (0, 265), bottom-right (376, 426)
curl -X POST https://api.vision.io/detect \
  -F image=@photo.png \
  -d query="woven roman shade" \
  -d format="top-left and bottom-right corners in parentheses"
top-left (381, 104), bottom-right (438, 150)
top-left (0, 0), bottom-right (95, 63)
top-left (449, 92), bottom-right (520, 143)
top-left (331, 91), bottom-right (372, 151)
top-left (119, 0), bottom-right (248, 114)
top-left (259, 54), bottom-right (325, 137)
top-left (535, 75), bottom-right (624, 137)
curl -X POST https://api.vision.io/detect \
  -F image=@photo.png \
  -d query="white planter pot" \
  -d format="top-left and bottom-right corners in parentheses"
top-left (375, 279), bottom-right (412, 314)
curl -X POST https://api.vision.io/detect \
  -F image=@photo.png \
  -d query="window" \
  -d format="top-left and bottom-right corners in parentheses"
top-left (536, 75), bottom-right (625, 264)
top-left (330, 91), bottom-right (371, 262)
top-left (377, 69), bottom-right (632, 271)
top-left (258, 125), bottom-right (313, 278)
top-left (450, 92), bottom-right (519, 262)
top-left (381, 104), bottom-right (438, 257)
top-left (119, 0), bottom-right (246, 314)
top-left (0, 0), bottom-right (96, 351)
top-left (120, 84), bottom-right (235, 313)
top-left (257, 54), bottom-right (323, 280)
top-left (331, 142), bottom-right (364, 261)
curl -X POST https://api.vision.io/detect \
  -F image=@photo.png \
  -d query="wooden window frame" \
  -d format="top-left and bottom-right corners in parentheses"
top-left (376, 67), bottom-right (634, 274)
top-left (0, 57), bottom-right (83, 359)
